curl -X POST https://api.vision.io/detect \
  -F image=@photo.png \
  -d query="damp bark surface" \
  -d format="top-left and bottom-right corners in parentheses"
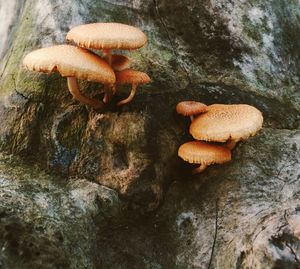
top-left (0, 0), bottom-right (299, 268)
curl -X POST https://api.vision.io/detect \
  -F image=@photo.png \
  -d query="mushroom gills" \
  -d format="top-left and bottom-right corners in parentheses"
top-left (225, 139), bottom-right (238, 150)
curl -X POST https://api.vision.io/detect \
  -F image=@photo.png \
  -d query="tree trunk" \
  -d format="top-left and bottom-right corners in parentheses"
top-left (0, 0), bottom-right (299, 268)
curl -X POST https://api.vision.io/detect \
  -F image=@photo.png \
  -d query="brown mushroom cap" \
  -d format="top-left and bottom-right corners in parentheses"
top-left (176, 101), bottom-right (208, 116)
top-left (23, 45), bottom-right (115, 85)
top-left (116, 69), bottom-right (151, 85)
top-left (178, 141), bottom-right (231, 165)
top-left (190, 104), bottom-right (263, 142)
top-left (109, 54), bottom-right (130, 71)
top-left (66, 23), bottom-right (147, 50)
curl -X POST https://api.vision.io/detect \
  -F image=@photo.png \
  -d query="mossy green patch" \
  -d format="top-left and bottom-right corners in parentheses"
top-left (0, 2), bottom-right (36, 98)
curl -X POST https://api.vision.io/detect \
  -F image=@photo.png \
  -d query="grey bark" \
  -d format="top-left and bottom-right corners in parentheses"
top-left (0, 0), bottom-right (299, 268)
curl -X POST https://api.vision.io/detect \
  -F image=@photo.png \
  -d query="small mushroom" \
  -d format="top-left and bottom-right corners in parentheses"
top-left (66, 22), bottom-right (147, 66)
top-left (23, 45), bottom-right (115, 110)
top-left (178, 141), bottom-right (231, 174)
top-left (190, 104), bottom-right (263, 149)
top-left (115, 69), bottom-right (151, 106)
top-left (176, 101), bottom-right (208, 121)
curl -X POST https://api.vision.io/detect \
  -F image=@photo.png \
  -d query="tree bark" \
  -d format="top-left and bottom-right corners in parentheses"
top-left (0, 0), bottom-right (299, 268)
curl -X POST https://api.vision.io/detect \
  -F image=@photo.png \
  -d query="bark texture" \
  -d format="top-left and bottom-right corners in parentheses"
top-left (0, 0), bottom-right (299, 268)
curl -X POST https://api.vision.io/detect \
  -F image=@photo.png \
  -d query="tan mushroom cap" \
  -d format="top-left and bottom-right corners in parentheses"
top-left (176, 101), bottom-right (208, 116)
top-left (178, 141), bottom-right (231, 165)
top-left (190, 104), bottom-right (263, 142)
top-left (66, 22), bottom-right (147, 50)
top-left (109, 54), bottom-right (130, 71)
top-left (23, 45), bottom-right (115, 85)
top-left (116, 69), bottom-right (151, 85)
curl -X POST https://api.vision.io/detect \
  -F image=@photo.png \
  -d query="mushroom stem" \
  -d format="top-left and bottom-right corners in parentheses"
top-left (117, 83), bottom-right (138, 106)
top-left (103, 49), bottom-right (112, 66)
top-left (67, 77), bottom-right (104, 110)
top-left (192, 164), bottom-right (207, 174)
top-left (103, 85), bottom-right (113, 104)
top-left (225, 139), bottom-right (238, 150)
top-left (112, 84), bottom-right (117, 95)
top-left (103, 84), bottom-right (117, 103)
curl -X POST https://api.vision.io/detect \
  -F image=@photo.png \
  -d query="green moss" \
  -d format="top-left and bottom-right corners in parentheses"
top-left (0, 2), bottom-right (36, 98)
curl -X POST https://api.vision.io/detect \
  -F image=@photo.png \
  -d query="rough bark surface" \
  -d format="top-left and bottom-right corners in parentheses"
top-left (0, 0), bottom-right (299, 268)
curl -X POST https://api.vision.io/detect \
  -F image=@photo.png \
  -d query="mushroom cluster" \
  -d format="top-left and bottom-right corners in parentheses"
top-left (22, 22), bottom-right (150, 110)
top-left (176, 101), bottom-right (263, 174)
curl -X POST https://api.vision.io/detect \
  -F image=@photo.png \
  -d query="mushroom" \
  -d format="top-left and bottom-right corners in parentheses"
top-left (176, 101), bottom-right (208, 121)
top-left (66, 23), bottom-right (147, 103)
top-left (66, 22), bottom-right (147, 65)
top-left (178, 141), bottom-right (231, 174)
top-left (22, 45), bottom-right (115, 110)
top-left (105, 54), bottom-right (130, 72)
top-left (189, 104), bottom-right (263, 149)
top-left (115, 69), bottom-right (151, 106)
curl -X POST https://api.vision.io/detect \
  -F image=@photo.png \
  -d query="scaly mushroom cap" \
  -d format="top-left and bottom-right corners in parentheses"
top-left (178, 141), bottom-right (231, 165)
top-left (23, 45), bottom-right (116, 85)
top-left (116, 69), bottom-right (151, 85)
top-left (176, 101), bottom-right (208, 116)
top-left (190, 104), bottom-right (263, 142)
top-left (66, 23), bottom-right (147, 50)
top-left (109, 54), bottom-right (130, 71)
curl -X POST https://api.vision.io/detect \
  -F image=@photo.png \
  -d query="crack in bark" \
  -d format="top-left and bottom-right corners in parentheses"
top-left (276, 161), bottom-right (298, 179)
top-left (286, 242), bottom-right (300, 264)
top-left (13, 80), bottom-right (30, 101)
top-left (14, 88), bottom-right (31, 101)
top-left (274, 161), bottom-right (299, 193)
top-left (9, 73), bottom-right (27, 98)
top-left (276, 210), bottom-right (289, 234)
top-left (152, 0), bottom-right (191, 84)
top-left (208, 198), bottom-right (219, 269)
top-left (10, 73), bottom-right (42, 103)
